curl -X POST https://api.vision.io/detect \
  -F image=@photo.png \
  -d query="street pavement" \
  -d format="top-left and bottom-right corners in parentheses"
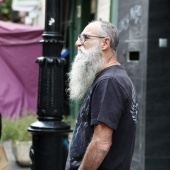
top-left (3, 141), bottom-right (30, 170)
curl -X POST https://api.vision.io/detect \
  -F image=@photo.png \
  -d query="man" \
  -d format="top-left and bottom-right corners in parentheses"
top-left (65, 20), bottom-right (138, 170)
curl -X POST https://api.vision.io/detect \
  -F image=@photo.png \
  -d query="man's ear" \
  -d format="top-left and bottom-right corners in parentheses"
top-left (101, 37), bottom-right (110, 50)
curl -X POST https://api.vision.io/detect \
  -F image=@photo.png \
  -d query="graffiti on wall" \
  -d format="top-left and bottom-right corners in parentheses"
top-left (119, 5), bottom-right (142, 33)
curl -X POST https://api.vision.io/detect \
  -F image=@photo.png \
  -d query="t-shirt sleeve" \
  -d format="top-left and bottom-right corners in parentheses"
top-left (90, 78), bottom-right (127, 130)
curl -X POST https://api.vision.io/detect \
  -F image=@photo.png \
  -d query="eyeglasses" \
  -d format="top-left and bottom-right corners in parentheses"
top-left (78, 34), bottom-right (106, 44)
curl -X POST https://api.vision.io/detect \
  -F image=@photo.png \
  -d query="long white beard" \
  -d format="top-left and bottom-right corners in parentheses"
top-left (68, 42), bottom-right (105, 101)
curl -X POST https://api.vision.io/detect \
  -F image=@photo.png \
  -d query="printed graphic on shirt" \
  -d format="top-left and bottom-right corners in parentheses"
top-left (65, 92), bottom-right (92, 170)
top-left (130, 84), bottom-right (138, 124)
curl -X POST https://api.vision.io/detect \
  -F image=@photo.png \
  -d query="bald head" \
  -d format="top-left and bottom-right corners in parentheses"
top-left (89, 20), bottom-right (119, 53)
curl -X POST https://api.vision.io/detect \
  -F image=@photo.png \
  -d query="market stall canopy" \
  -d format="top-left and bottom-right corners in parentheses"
top-left (0, 21), bottom-right (43, 118)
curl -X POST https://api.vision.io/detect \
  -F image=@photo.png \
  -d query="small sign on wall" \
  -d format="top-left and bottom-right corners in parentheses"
top-left (97, 0), bottom-right (111, 21)
top-left (159, 38), bottom-right (168, 48)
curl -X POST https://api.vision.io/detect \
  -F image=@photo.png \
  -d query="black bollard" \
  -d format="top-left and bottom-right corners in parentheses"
top-left (28, 0), bottom-right (71, 169)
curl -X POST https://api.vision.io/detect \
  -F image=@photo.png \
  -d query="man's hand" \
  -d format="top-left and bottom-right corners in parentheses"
top-left (78, 123), bottom-right (113, 170)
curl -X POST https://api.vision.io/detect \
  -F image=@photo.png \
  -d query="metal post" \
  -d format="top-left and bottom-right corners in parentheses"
top-left (28, 0), bottom-right (71, 169)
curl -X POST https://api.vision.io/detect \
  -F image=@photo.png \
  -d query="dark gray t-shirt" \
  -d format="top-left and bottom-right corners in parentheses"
top-left (65, 65), bottom-right (138, 170)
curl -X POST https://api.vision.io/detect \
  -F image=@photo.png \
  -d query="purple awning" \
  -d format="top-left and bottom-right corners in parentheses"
top-left (0, 21), bottom-right (43, 118)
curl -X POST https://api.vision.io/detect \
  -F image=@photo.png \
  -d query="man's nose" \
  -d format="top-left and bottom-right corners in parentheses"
top-left (75, 38), bottom-right (83, 47)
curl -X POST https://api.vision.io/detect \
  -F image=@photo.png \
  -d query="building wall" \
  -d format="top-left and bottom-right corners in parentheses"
top-left (117, 0), bottom-right (149, 169)
top-left (146, 0), bottom-right (170, 169)
top-left (117, 0), bottom-right (170, 169)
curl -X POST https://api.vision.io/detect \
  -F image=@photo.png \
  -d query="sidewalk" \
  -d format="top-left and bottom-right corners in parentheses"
top-left (3, 141), bottom-right (30, 170)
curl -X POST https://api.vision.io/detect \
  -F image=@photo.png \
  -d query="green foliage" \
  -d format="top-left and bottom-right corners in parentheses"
top-left (1, 114), bottom-right (75, 142)
top-left (1, 115), bottom-right (37, 141)
top-left (63, 115), bottom-right (75, 141)
top-left (0, 0), bottom-right (13, 21)
top-left (63, 115), bottom-right (76, 130)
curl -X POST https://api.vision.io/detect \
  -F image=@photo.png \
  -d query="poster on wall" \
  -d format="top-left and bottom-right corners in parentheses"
top-left (97, 0), bottom-right (111, 21)
top-left (12, 0), bottom-right (41, 11)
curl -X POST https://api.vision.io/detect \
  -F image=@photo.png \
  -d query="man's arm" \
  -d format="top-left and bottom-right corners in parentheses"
top-left (78, 123), bottom-right (113, 170)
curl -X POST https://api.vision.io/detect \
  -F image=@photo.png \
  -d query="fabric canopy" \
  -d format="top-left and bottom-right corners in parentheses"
top-left (0, 21), bottom-right (43, 118)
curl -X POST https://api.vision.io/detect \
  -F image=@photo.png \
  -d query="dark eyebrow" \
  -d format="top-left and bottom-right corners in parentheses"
top-left (83, 34), bottom-right (90, 38)
top-left (82, 34), bottom-right (106, 39)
